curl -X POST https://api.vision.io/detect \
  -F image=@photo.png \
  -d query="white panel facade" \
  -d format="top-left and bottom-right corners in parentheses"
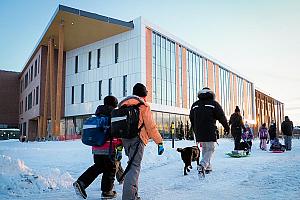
top-left (65, 18), bottom-right (142, 117)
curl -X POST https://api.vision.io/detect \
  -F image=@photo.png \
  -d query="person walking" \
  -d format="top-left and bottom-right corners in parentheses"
top-left (269, 120), bottom-right (277, 143)
top-left (119, 83), bottom-right (164, 200)
top-left (281, 116), bottom-right (294, 151)
top-left (73, 96), bottom-right (122, 199)
top-left (258, 123), bottom-right (269, 150)
top-left (190, 87), bottom-right (230, 176)
top-left (229, 106), bottom-right (245, 150)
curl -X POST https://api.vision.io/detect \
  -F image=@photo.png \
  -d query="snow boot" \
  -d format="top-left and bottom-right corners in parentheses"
top-left (197, 165), bottom-right (205, 178)
top-left (73, 180), bottom-right (87, 199)
top-left (101, 190), bottom-right (117, 199)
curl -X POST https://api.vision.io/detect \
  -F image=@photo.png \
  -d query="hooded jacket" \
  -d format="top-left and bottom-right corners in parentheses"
top-left (118, 95), bottom-right (163, 145)
top-left (269, 123), bottom-right (277, 140)
top-left (92, 105), bottom-right (122, 155)
top-left (229, 112), bottom-right (245, 137)
top-left (189, 90), bottom-right (229, 142)
top-left (281, 118), bottom-right (294, 136)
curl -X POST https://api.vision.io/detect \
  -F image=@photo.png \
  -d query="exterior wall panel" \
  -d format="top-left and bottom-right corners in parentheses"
top-left (182, 47), bottom-right (187, 109)
top-left (145, 28), bottom-right (152, 102)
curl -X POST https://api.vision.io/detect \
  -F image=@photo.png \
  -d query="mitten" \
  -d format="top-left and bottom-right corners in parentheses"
top-left (115, 145), bottom-right (123, 161)
top-left (158, 143), bottom-right (164, 155)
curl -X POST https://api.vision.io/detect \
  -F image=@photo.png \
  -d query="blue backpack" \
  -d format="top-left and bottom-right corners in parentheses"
top-left (82, 116), bottom-right (110, 146)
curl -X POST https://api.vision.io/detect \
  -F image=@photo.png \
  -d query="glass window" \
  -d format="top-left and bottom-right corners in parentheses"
top-left (75, 56), bottom-right (78, 73)
top-left (34, 60), bottom-right (37, 77)
top-left (81, 84), bottom-right (84, 103)
top-left (36, 86), bottom-right (39, 105)
top-left (28, 92), bottom-right (32, 110)
top-left (88, 51), bottom-right (92, 70)
top-left (25, 72), bottom-right (28, 88)
top-left (99, 80), bottom-right (102, 100)
top-left (123, 75), bottom-right (127, 97)
top-left (109, 78), bottom-right (112, 95)
top-left (115, 43), bottom-right (119, 63)
top-left (97, 49), bottom-right (101, 68)
top-left (30, 65), bottom-right (33, 81)
top-left (71, 86), bottom-right (74, 104)
top-left (25, 96), bottom-right (27, 111)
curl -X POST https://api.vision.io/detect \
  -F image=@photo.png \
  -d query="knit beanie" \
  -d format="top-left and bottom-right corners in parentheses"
top-left (133, 83), bottom-right (148, 97)
top-left (104, 96), bottom-right (118, 108)
top-left (235, 106), bottom-right (240, 113)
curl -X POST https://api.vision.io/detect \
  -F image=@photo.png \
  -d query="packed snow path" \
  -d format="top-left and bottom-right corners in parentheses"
top-left (1, 138), bottom-right (299, 200)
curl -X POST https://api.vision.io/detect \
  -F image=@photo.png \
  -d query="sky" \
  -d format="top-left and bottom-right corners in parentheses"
top-left (0, 0), bottom-right (300, 124)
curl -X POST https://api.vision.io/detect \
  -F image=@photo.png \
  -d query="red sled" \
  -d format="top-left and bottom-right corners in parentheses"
top-left (271, 150), bottom-right (284, 153)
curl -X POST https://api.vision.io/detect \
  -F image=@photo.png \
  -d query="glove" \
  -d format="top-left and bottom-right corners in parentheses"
top-left (115, 145), bottom-right (123, 161)
top-left (158, 143), bottom-right (164, 155)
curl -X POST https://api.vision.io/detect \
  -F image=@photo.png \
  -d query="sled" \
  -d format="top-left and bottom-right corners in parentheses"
top-left (225, 151), bottom-right (250, 158)
top-left (270, 150), bottom-right (285, 153)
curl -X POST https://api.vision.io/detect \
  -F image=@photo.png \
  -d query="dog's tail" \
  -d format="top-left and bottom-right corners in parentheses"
top-left (177, 148), bottom-right (183, 152)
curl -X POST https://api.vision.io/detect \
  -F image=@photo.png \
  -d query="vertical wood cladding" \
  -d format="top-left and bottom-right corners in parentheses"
top-left (255, 89), bottom-right (284, 135)
top-left (145, 28), bottom-right (152, 103)
top-left (182, 47), bottom-right (187, 108)
top-left (214, 64), bottom-right (220, 103)
top-left (207, 60), bottom-right (214, 91)
top-left (175, 44), bottom-right (180, 107)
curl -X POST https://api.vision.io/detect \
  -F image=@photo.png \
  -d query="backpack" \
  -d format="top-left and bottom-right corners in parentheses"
top-left (81, 116), bottom-right (110, 146)
top-left (259, 128), bottom-right (268, 139)
top-left (111, 103), bottom-right (143, 139)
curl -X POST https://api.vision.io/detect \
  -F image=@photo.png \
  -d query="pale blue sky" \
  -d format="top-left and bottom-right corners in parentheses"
top-left (1, 0), bottom-right (299, 124)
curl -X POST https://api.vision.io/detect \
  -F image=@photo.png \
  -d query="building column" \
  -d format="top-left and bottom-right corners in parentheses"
top-left (41, 40), bottom-right (51, 139)
top-left (49, 37), bottom-right (56, 137)
top-left (37, 116), bottom-right (42, 139)
top-left (55, 21), bottom-right (64, 137)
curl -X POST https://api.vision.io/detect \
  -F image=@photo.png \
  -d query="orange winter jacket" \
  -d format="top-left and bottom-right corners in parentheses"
top-left (118, 95), bottom-right (163, 145)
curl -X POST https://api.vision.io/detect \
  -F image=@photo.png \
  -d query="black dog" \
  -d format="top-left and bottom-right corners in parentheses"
top-left (177, 146), bottom-right (200, 175)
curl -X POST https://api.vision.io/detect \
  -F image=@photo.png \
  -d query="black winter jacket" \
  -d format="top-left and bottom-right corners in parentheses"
top-left (229, 112), bottom-right (245, 137)
top-left (189, 93), bottom-right (229, 142)
top-left (281, 120), bottom-right (293, 136)
top-left (269, 123), bottom-right (277, 140)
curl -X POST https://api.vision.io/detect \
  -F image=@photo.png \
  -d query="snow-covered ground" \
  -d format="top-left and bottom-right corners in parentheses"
top-left (0, 138), bottom-right (299, 200)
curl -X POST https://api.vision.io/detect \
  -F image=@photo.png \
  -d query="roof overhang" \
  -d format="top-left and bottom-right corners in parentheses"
top-left (20, 5), bottom-right (134, 76)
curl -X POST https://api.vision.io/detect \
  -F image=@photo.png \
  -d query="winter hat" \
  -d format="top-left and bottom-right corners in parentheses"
top-left (285, 116), bottom-right (289, 121)
top-left (104, 95), bottom-right (118, 108)
top-left (235, 106), bottom-right (240, 113)
top-left (133, 83), bottom-right (148, 97)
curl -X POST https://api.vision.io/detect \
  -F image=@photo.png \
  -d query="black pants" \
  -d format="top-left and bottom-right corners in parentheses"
top-left (78, 154), bottom-right (116, 192)
top-left (234, 135), bottom-right (241, 150)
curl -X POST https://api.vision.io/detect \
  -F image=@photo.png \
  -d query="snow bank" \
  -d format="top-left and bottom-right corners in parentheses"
top-left (0, 154), bottom-right (74, 197)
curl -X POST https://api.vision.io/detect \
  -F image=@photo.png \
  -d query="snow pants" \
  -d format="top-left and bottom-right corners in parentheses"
top-left (260, 139), bottom-right (267, 150)
top-left (122, 137), bottom-right (145, 200)
top-left (284, 135), bottom-right (292, 150)
top-left (199, 142), bottom-right (215, 170)
top-left (233, 135), bottom-right (241, 150)
top-left (77, 154), bottom-right (116, 192)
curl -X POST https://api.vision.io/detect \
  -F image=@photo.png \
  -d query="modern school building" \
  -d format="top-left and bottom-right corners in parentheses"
top-left (18, 5), bottom-right (284, 141)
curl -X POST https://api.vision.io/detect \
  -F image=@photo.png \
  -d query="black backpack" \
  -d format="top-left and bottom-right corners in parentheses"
top-left (111, 103), bottom-right (143, 139)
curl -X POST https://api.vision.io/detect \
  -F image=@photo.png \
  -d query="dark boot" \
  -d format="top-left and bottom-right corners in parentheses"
top-left (101, 190), bottom-right (117, 199)
top-left (73, 180), bottom-right (87, 199)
